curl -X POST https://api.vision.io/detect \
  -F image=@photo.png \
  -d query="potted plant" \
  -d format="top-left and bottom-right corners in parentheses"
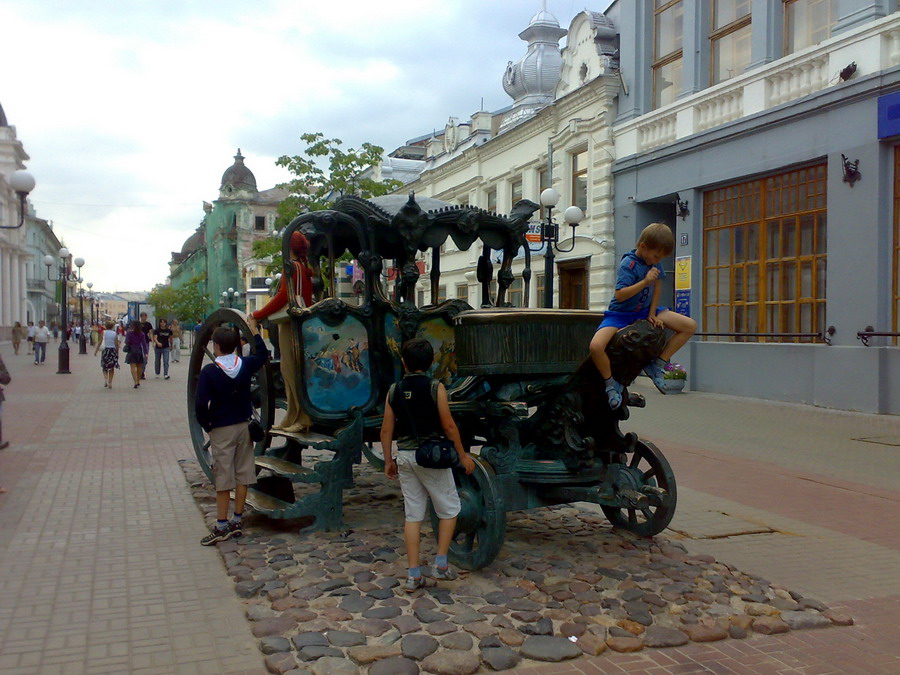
top-left (661, 362), bottom-right (687, 393)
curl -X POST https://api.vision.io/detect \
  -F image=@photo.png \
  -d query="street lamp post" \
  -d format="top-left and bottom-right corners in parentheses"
top-left (527, 188), bottom-right (585, 308)
top-left (73, 259), bottom-right (87, 354)
top-left (86, 283), bottom-right (95, 341)
top-left (44, 248), bottom-right (78, 374)
top-left (2, 170), bottom-right (35, 229)
top-left (220, 287), bottom-right (242, 309)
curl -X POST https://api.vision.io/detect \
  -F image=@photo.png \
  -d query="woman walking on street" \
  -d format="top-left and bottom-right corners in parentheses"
top-left (94, 320), bottom-right (121, 389)
top-left (11, 322), bottom-right (25, 355)
top-left (124, 321), bottom-right (148, 388)
top-left (153, 318), bottom-right (172, 379)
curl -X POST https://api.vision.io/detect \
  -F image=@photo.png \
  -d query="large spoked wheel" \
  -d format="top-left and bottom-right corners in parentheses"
top-left (187, 308), bottom-right (275, 482)
top-left (431, 456), bottom-right (506, 571)
top-left (601, 439), bottom-right (677, 537)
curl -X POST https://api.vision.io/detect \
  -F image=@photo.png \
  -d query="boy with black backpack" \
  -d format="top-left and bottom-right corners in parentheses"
top-left (381, 338), bottom-right (474, 591)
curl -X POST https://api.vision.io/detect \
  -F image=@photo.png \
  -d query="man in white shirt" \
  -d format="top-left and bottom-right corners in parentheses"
top-left (34, 320), bottom-right (51, 365)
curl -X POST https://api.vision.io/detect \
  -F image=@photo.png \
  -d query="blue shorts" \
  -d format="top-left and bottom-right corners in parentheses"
top-left (598, 307), bottom-right (670, 330)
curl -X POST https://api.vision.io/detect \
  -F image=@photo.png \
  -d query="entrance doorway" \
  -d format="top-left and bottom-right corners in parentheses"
top-left (559, 259), bottom-right (589, 309)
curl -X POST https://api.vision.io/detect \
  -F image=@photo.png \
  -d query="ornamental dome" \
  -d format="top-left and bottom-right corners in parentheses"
top-left (501, 9), bottom-right (567, 107)
top-left (220, 149), bottom-right (257, 194)
top-left (180, 227), bottom-right (205, 256)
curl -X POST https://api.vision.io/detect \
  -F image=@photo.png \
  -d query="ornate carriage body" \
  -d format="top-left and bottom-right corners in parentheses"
top-left (188, 193), bottom-right (676, 569)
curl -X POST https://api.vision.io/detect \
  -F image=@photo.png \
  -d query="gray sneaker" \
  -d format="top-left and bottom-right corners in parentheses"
top-left (404, 575), bottom-right (426, 592)
top-left (432, 566), bottom-right (458, 581)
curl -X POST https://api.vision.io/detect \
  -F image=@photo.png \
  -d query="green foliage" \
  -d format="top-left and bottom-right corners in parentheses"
top-left (274, 132), bottom-right (404, 227)
top-left (147, 275), bottom-right (210, 324)
top-left (251, 237), bottom-right (283, 276)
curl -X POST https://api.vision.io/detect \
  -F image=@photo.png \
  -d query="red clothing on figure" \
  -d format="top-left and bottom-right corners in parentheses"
top-left (252, 261), bottom-right (313, 320)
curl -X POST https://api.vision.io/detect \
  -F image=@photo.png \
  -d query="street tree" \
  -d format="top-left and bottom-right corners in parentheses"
top-left (252, 132), bottom-right (403, 274)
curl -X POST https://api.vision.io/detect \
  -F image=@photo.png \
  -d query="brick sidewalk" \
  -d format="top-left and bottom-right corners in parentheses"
top-left (0, 343), bottom-right (266, 675)
top-left (0, 344), bottom-right (898, 674)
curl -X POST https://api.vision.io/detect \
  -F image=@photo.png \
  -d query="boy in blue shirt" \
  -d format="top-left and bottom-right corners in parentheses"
top-left (589, 223), bottom-right (696, 409)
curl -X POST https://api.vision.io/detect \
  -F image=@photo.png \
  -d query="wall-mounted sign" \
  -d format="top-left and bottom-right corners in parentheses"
top-left (675, 255), bottom-right (691, 291)
top-left (680, 233), bottom-right (688, 246)
top-left (675, 289), bottom-right (691, 317)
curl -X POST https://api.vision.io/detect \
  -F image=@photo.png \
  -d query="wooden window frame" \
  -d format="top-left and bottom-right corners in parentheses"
top-left (710, 0), bottom-right (752, 85)
top-left (652, 0), bottom-right (683, 109)
top-left (702, 163), bottom-right (827, 343)
top-left (571, 149), bottom-right (588, 213)
top-left (486, 187), bottom-right (497, 213)
top-left (510, 178), bottom-right (523, 212)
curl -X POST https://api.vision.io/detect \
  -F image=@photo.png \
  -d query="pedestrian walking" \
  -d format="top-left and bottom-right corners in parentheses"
top-left (26, 321), bottom-right (35, 355)
top-left (139, 312), bottom-right (153, 380)
top-left (94, 320), bottom-right (121, 389)
top-left (0, 351), bottom-right (10, 451)
top-left (380, 338), bottom-right (474, 591)
top-left (124, 321), bottom-right (149, 388)
top-left (170, 320), bottom-right (182, 363)
top-left (33, 320), bottom-right (50, 365)
top-left (11, 322), bottom-right (25, 355)
top-left (152, 319), bottom-right (172, 379)
top-left (195, 317), bottom-right (269, 545)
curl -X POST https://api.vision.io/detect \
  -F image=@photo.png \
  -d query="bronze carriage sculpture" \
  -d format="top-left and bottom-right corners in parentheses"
top-left (188, 193), bottom-right (676, 570)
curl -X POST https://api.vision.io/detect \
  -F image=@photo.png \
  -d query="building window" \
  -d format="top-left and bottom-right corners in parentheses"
top-left (653, 0), bottom-right (684, 109)
top-left (508, 278), bottom-right (524, 307)
top-left (571, 149), bottom-right (588, 213)
top-left (703, 163), bottom-right (827, 342)
top-left (456, 283), bottom-right (469, 301)
top-left (784, 0), bottom-right (837, 54)
top-left (893, 147), bottom-right (900, 342)
top-left (255, 216), bottom-right (266, 231)
top-left (417, 289), bottom-right (426, 307)
top-left (486, 188), bottom-right (497, 213)
top-left (711, 0), bottom-right (752, 85)
top-left (535, 273), bottom-right (545, 306)
top-left (510, 178), bottom-right (523, 211)
top-left (437, 285), bottom-right (447, 303)
top-left (538, 167), bottom-right (550, 220)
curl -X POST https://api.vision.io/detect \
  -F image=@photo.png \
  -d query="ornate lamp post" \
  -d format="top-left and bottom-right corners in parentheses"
top-left (72, 259), bottom-right (87, 354)
top-left (2, 170), bottom-right (35, 229)
top-left (527, 188), bottom-right (584, 308)
top-left (86, 283), bottom-right (95, 339)
top-left (44, 248), bottom-right (78, 374)
top-left (220, 287), bottom-right (242, 309)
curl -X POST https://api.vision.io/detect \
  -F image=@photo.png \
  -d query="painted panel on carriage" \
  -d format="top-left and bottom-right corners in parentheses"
top-left (384, 313), bottom-right (460, 387)
top-left (301, 315), bottom-right (371, 412)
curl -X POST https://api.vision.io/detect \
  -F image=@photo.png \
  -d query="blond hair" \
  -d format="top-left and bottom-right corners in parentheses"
top-left (638, 223), bottom-right (674, 254)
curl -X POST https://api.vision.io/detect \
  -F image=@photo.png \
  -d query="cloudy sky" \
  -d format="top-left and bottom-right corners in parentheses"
top-left (2, 0), bottom-right (609, 293)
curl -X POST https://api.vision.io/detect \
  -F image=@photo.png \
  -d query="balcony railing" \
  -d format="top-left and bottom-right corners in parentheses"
top-left (617, 13), bottom-right (900, 155)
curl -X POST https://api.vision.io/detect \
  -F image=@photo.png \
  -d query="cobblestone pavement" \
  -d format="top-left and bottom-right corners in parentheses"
top-left (0, 342), bottom-right (898, 674)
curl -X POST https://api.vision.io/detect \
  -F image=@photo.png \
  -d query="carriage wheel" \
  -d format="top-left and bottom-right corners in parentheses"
top-left (431, 456), bottom-right (506, 571)
top-left (187, 308), bottom-right (276, 482)
top-left (601, 439), bottom-right (677, 537)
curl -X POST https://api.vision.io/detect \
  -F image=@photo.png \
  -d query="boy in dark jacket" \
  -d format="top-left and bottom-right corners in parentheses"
top-left (195, 317), bottom-right (269, 545)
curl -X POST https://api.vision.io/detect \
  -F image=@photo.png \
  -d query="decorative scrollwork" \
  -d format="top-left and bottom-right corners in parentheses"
top-left (316, 298), bottom-right (350, 327)
top-left (534, 390), bottom-right (596, 472)
top-left (607, 319), bottom-right (667, 387)
top-left (358, 250), bottom-right (382, 274)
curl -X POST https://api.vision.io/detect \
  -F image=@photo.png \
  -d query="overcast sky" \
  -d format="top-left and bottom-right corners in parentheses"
top-left (2, 0), bottom-right (610, 293)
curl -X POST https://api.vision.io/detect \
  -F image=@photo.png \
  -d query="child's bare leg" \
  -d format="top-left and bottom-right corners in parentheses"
top-left (404, 520), bottom-right (422, 569)
top-left (436, 517), bottom-right (456, 558)
top-left (589, 327), bottom-right (618, 379)
top-left (656, 311), bottom-right (697, 361)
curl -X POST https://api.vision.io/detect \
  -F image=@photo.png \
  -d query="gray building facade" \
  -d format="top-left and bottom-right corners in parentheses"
top-left (608, 0), bottom-right (900, 413)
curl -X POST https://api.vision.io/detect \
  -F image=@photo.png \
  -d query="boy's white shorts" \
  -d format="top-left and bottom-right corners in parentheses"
top-left (396, 450), bottom-right (461, 521)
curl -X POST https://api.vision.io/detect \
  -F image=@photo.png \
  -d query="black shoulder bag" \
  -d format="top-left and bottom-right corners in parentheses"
top-left (391, 379), bottom-right (458, 469)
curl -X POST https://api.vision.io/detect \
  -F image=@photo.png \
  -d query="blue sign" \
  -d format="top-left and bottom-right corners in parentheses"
top-left (878, 92), bottom-right (900, 139)
top-left (675, 289), bottom-right (691, 317)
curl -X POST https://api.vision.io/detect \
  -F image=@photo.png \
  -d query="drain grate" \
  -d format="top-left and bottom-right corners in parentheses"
top-left (852, 436), bottom-right (900, 447)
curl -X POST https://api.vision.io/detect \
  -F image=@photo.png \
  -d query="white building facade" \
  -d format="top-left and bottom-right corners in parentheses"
top-left (404, 10), bottom-right (621, 311)
top-left (0, 103), bottom-right (31, 338)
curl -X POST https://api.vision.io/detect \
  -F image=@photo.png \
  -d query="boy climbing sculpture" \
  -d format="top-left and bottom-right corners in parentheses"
top-left (590, 223), bottom-right (696, 409)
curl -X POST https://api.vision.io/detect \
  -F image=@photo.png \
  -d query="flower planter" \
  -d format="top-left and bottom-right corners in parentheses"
top-left (661, 378), bottom-right (685, 393)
